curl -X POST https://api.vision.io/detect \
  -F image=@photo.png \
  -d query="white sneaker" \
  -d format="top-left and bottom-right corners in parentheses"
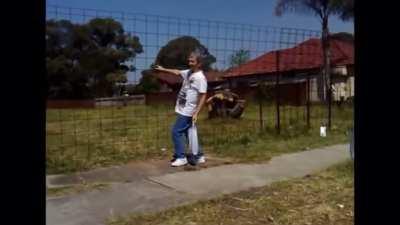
top-left (197, 156), bottom-right (206, 164)
top-left (171, 158), bottom-right (187, 167)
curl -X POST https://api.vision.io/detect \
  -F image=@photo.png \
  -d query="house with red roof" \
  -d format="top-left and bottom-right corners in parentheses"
top-left (223, 37), bottom-right (354, 103)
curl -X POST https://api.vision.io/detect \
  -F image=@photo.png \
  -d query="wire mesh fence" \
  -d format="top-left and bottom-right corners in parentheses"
top-left (46, 4), bottom-right (323, 84)
top-left (46, 5), bottom-right (354, 174)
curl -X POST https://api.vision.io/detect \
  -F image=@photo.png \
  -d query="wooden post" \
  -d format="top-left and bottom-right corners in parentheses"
top-left (307, 74), bottom-right (311, 128)
top-left (276, 51), bottom-right (281, 134)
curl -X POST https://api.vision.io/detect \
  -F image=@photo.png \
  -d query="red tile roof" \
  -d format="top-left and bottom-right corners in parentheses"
top-left (224, 38), bottom-right (354, 78)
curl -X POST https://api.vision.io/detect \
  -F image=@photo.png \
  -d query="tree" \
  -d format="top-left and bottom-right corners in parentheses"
top-left (134, 36), bottom-right (216, 94)
top-left (330, 32), bottom-right (354, 42)
top-left (46, 18), bottom-right (143, 99)
top-left (334, 0), bottom-right (354, 21)
top-left (275, 0), bottom-right (353, 128)
top-left (134, 71), bottom-right (161, 94)
top-left (154, 36), bottom-right (216, 71)
top-left (230, 49), bottom-right (250, 67)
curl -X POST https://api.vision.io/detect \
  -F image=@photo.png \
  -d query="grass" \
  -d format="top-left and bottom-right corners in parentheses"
top-left (108, 160), bottom-right (354, 225)
top-left (47, 183), bottom-right (110, 197)
top-left (208, 128), bottom-right (349, 163)
top-left (46, 101), bottom-right (353, 174)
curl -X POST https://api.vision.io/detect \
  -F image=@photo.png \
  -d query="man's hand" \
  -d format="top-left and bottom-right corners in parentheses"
top-left (192, 112), bottom-right (198, 124)
top-left (153, 64), bottom-right (164, 71)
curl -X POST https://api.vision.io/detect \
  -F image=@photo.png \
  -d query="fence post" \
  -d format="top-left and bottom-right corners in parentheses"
top-left (307, 74), bottom-right (311, 128)
top-left (328, 74), bottom-right (332, 129)
top-left (259, 90), bottom-right (264, 132)
top-left (275, 50), bottom-right (281, 134)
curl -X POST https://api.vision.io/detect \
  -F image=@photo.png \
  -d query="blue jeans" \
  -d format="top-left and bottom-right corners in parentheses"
top-left (172, 113), bottom-right (203, 159)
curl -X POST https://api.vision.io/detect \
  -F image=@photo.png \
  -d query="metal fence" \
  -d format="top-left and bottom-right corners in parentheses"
top-left (46, 5), bottom-right (354, 174)
top-left (46, 4), bottom-right (322, 84)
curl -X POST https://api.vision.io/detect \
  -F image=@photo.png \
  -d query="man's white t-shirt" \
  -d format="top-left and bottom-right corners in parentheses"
top-left (175, 69), bottom-right (207, 117)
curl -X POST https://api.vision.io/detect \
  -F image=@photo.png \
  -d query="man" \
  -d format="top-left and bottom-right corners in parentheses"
top-left (153, 48), bottom-right (207, 166)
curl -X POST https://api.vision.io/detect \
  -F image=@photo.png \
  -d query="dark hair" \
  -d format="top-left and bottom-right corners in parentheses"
top-left (190, 47), bottom-right (208, 65)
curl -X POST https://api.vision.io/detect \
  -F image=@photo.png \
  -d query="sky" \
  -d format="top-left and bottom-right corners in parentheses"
top-left (46, 0), bottom-right (354, 83)
top-left (47, 0), bottom-right (353, 32)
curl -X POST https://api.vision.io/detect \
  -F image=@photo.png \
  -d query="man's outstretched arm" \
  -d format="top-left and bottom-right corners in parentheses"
top-left (153, 65), bottom-right (181, 76)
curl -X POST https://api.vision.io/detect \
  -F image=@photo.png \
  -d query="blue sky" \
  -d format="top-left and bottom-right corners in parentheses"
top-left (46, 0), bottom-right (353, 83)
top-left (47, 0), bottom-right (353, 32)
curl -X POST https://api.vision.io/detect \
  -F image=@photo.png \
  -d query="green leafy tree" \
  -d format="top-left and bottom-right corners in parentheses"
top-left (134, 72), bottom-right (161, 94)
top-left (135, 36), bottom-right (216, 94)
top-left (154, 36), bottom-right (216, 71)
top-left (46, 18), bottom-right (143, 99)
top-left (230, 49), bottom-right (250, 67)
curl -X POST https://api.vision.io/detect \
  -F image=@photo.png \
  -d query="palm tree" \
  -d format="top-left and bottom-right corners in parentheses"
top-left (275, 0), bottom-right (353, 128)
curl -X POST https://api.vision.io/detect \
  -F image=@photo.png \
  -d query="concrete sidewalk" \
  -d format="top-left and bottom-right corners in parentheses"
top-left (46, 144), bottom-right (350, 225)
top-left (46, 156), bottom-right (232, 188)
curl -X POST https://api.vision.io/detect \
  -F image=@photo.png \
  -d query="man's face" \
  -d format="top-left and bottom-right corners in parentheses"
top-left (188, 54), bottom-right (200, 69)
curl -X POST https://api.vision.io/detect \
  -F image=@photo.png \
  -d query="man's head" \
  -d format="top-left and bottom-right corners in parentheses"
top-left (188, 48), bottom-right (207, 70)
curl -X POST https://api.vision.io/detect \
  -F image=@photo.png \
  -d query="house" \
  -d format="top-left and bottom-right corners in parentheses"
top-left (223, 37), bottom-right (354, 104)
